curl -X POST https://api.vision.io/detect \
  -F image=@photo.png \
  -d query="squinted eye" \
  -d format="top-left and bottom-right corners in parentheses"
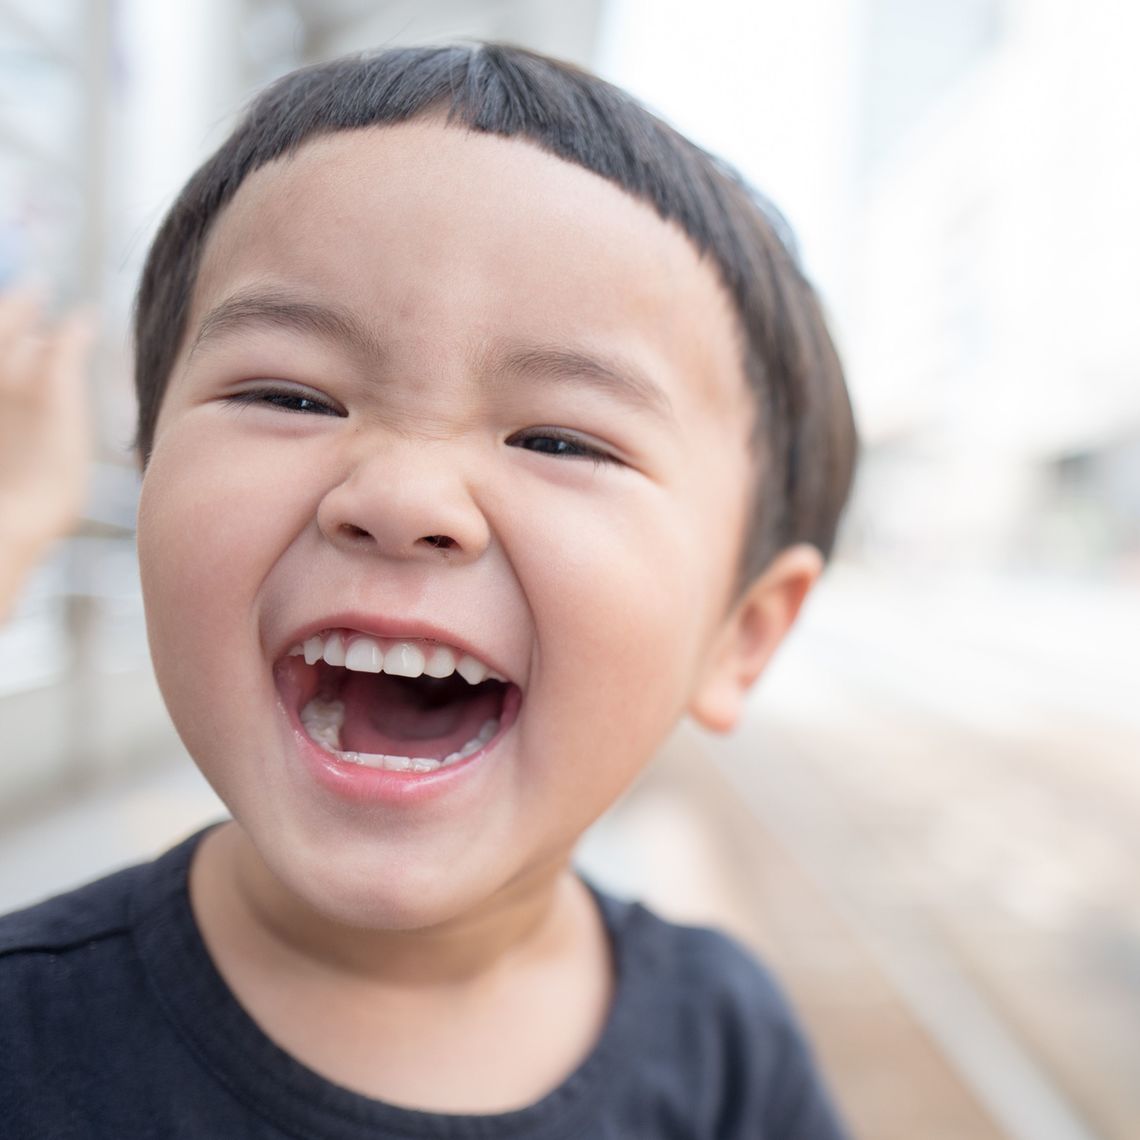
top-left (508, 430), bottom-right (617, 465)
top-left (226, 387), bottom-right (343, 416)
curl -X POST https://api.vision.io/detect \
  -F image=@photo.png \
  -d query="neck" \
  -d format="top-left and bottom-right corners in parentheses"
top-left (191, 821), bottom-right (589, 991)
top-left (187, 821), bottom-right (615, 1114)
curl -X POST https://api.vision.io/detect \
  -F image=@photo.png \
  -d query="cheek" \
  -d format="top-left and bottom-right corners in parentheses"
top-left (137, 434), bottom-right (297, 701)
top-left (141, 450), bottom-right (244, 607)
top-left (136, 438), bottom-right (316, 803)
top-left (524, 468), bottom-right (742, 636)
top-left (509, 452), bottom-right (749, 769)
top-left (506, 480), bottom-right (720, 733)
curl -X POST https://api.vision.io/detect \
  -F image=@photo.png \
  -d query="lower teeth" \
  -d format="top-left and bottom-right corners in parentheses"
top-left (339, 753), bottom-right (443, 772)
top-left (298, 697), bottom-right (500, 772)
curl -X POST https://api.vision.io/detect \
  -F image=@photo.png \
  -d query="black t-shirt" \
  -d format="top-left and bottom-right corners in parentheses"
top-left (0, 828), bottom-right (849, 1139)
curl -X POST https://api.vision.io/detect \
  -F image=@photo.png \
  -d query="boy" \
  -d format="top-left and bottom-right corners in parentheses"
top-left (0, 44), bottom-right (856, 1137)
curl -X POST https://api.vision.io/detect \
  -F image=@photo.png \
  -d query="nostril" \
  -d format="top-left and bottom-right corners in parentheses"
top-left (340, 523), bottom-right (372, 541)
top-left (421, 534), bottom-right (456, 550)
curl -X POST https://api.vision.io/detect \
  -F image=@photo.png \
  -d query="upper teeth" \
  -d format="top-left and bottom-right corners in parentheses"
top-left (289, 632), bottom-right (504, 684)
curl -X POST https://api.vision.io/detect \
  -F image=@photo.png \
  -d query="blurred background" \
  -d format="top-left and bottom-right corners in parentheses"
top-left (1, 1), bottom-right (1137, 1137)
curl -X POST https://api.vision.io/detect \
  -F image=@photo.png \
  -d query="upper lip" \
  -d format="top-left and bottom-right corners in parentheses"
top-left (274, 614), bottom-right (512, 682)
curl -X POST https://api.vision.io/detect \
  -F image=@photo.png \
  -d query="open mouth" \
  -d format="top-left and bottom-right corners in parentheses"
top-left (277, 630), bottom-right (515, 774)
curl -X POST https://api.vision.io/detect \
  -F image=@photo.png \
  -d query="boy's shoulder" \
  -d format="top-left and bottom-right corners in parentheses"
top-left (596, 885), bottom-right (793, 1010)
top-left (0, 833), bottom-right (221, 1138)
top-left (0, 835), bottom-right (191, 1015)
top-left (0, 859), bottom-right (145, 959)
top-left (590, 885), bottom-right (847, 1135)
top-left (0, 827), bottom-right (200, 968)
top-left (0, 830), bottom-right (206, 1018)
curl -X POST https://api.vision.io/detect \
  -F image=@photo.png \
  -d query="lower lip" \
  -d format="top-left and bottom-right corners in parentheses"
top-left (284, 686), bottom-right (522, 806)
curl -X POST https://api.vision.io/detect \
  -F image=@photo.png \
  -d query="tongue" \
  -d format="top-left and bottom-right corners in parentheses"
top-left (338, 672), bottom-right (503, 758)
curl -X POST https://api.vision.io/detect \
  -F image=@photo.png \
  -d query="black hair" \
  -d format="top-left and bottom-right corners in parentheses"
top-left (134, 42), bottom-right (857, 582)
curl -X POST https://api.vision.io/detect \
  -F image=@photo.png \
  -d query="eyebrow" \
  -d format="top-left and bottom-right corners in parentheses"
top-left (188, 290), bottom-right (675, 423)
top-left (493, 345), bottom-right (675, 424)
top-left (187, 289), bottom-right (384, 363)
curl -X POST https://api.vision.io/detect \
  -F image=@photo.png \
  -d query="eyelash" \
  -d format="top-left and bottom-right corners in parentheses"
top-left (507, 429), bottom-right (617, 466)
top-left (225, 389), bottom-right (618, 465)
top-left (225, 387), bottom-right (342, 416)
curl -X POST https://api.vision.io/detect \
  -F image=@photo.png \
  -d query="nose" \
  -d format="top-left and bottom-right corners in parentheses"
top-left (316, 438), bottom-right (491, 564)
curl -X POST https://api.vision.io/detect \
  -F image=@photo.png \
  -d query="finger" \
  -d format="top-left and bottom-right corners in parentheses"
top-left (0, 281), bottom-right (47, 347)
top-left (2, 328), bottom-right (49, 396)
top-left (42, 308), bottom-right (95, 420)
top-left (0, 286), bottom-right (48, 392)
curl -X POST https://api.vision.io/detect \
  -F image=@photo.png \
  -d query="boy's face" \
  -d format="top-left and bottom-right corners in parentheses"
top-left (138, 121), bottom-right (760, 929)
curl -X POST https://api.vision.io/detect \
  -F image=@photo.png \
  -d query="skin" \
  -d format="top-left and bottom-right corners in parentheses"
top-left (0, 287), bottom-right (91, 622)
top-left (137, 120), bottom-right (821, 1112)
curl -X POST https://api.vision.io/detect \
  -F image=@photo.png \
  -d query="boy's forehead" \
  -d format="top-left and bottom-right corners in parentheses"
top-left (189, 121), bottom-right (752, 423)
top-left (200, 122), bottom-right (712, 305)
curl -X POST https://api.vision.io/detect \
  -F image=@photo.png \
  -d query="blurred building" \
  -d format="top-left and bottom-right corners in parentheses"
top-left (846, 0), bottom-right (1140, 577)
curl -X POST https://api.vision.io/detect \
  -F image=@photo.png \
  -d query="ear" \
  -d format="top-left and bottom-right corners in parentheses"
top-left (688, 543), bottom-right (823, 733)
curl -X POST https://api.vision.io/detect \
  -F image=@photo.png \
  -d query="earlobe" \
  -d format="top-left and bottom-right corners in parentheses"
top-left (688, 543), bottom-right (824, 733)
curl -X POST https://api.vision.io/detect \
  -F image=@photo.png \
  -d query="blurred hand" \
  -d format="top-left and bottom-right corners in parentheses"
top-left (0, 285), bottom-right (93, 620)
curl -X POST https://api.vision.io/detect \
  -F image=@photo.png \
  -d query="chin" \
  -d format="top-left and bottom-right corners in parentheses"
top-left (262, 836), bottom-right (500, 933)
